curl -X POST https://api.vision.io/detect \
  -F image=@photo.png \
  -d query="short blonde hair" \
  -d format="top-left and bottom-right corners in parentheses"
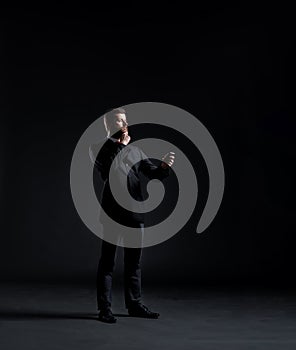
top-left (103, 107), bottom-right (126, 132)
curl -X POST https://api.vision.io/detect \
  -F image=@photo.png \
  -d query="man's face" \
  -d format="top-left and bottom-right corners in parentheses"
top-left (110, 113), bottom-right (128, 134)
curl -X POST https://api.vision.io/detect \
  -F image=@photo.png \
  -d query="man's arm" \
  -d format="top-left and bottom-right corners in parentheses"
top-left (139, 151), bottom-right (173, 181)
top-left (89, 141), bottom-right (126, 181)
top-left (89, 131), bottom-right (131, 181)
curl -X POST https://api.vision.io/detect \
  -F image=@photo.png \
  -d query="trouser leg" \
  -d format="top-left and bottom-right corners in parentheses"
top-left (96, 240), bottom-right (117, 310)
top-left (124, 246), bottom-right (142, 308)
top-left (124, 223), bottom-right (144, 309)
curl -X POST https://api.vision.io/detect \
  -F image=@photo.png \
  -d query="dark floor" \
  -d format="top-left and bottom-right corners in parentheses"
top-left (1, 283), bottom-right (296, 350)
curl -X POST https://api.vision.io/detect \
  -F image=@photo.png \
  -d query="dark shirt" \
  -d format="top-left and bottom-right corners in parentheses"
top-left (89, 138), bottom-right (169, 226)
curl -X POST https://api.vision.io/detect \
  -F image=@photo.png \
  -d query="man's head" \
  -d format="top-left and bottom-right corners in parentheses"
top-left (103, 108), bottom-right (128, 138)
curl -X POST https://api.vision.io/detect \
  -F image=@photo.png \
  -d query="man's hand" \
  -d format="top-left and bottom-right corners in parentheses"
top-left (118, 131), bottom-right (131, 145)
top-left (160, 152), bottom-right (175, 169)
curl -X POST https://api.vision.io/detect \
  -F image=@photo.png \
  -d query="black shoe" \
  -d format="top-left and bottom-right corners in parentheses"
top-left (98, 308), bottom-right (117, 324)
top-left (128, 303), bottom-right (160, 319)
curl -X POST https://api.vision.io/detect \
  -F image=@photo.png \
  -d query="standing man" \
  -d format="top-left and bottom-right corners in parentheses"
top-left (89, 108), bottom-right (175, 323)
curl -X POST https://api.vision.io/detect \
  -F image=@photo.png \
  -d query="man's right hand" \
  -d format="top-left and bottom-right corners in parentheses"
top-left (118, 131), bottom-right (131, 145)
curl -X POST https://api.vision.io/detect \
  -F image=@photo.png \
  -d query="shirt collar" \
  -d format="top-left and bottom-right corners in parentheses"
top-left (107, 136), bottom-right (118, 143)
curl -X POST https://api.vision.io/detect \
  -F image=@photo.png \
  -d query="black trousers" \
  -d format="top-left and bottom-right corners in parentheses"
top-left (96, 223), bottom-right (144, 310)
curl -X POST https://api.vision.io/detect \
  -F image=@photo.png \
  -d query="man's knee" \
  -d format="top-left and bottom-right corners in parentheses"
top-left (99, 254), bottom-right (116, 272)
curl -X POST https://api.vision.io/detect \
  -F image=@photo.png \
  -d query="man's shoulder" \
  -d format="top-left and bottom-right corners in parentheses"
top-left (90, 138), bottom-right (113, 151)
top-left (89, 138), bottom-right (110, 161)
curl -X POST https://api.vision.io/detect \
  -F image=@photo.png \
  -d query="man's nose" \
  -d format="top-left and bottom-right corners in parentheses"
top-left (123, 121), bottom-right (128, 126)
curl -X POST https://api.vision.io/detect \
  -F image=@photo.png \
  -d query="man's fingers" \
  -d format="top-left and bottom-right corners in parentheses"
top-left (163, 152), bottom-right (175, 158)
top-left (161, 151), bottom-right (175, 167)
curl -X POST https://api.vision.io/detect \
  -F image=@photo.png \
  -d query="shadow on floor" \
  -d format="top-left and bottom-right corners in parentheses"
top-left (0, 310), bottom-right (130, 320)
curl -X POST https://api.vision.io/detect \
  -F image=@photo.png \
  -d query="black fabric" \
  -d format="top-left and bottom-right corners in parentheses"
top-left (96, 223), bottom-right (144, 310)
top-left (90, 138), bottom-right (170, 310)
top-left (90, 138), bottom-right (170, 226)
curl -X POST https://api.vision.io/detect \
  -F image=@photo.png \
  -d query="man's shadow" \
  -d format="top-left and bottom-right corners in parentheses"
top-left (0, 310), bottom-right (129, 320)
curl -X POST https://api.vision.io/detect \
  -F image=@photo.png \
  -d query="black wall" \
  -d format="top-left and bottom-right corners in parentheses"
top-left (1, 3), bottom-right (295, 287)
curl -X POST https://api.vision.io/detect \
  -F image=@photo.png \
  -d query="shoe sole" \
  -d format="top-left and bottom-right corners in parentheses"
top-left (98, 317), bottom-right (117, 324)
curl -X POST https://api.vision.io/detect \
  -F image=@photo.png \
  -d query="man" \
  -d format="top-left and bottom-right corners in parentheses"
top-left (89, 108), bottom-right (175, 323)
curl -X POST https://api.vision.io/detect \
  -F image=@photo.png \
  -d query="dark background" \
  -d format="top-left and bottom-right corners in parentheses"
top-left (0, 3), bottom-right (295, 288)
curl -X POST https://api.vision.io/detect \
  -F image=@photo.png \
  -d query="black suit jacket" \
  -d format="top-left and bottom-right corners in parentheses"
top-left (89, 138), bottom-right (169, 226)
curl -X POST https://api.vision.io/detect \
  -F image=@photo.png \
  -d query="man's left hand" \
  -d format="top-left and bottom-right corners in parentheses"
top-left (161, 152), bottom-right (175, 169)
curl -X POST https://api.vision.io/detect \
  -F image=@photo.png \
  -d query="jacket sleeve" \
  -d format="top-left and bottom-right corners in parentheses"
top-left (89, 141), bottom-right (126, 181)
top-left (139, 150), bottom-right (170, 181)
